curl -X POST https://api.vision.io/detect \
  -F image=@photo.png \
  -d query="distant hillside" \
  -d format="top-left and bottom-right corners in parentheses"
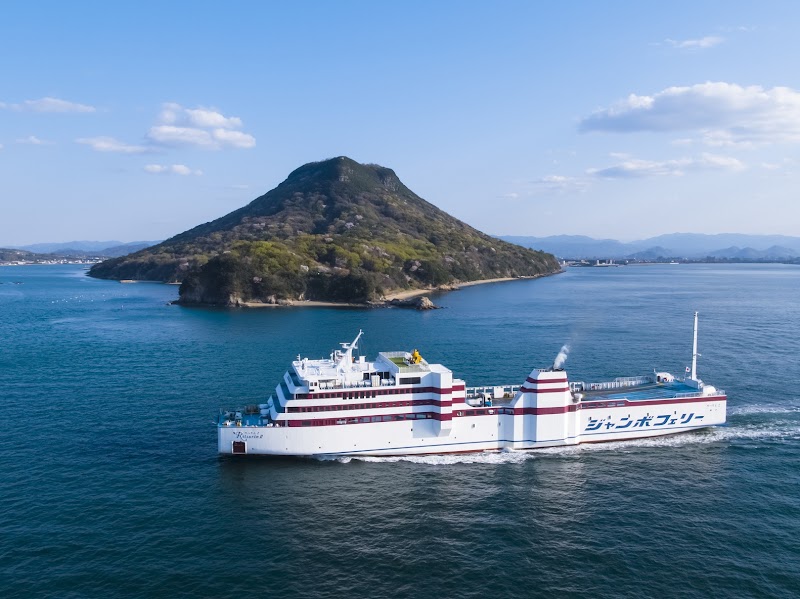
top-left (502, 234), bottom-right (800, 260)
top-left (707, 245), bottom-right (800, 260)
top-left (90, 157), bottom-right (560, 305)
top-left (502, 235), bottom-right (632, 259)
top-left (0, 248), bottom-right (87, 264)
top-left (0, 248), bottom-right (53, 262)
top-left (102, 242), bottom-right (157, 257)
top-left (13, 240), bottom-right (160, 258)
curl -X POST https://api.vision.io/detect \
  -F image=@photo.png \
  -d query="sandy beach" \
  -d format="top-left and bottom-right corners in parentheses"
top-left (381, 276), bottom-right (534, 301)
top-left (234, 277), bottom-right (552, 308)
top-left (200, 274), bottom-right (558, 309)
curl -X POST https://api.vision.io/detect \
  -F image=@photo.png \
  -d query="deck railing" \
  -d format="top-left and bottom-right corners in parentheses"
top-left (465, 384), bottom-right (520, 398)
top-left (576, 376), bottom-right (653, 392)
top-left (378, 351), bottom-right (430, 373)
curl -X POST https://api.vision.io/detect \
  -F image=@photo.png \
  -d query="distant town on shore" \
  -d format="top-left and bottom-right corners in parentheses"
top-left (5, 232), bottom-right (800, 268)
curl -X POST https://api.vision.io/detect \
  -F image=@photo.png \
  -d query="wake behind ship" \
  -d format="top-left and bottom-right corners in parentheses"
top-left (218, 313), bottom-right (726, 456)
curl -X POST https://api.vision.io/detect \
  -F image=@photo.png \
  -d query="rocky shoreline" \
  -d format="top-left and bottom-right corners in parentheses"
top-left (171, 271), bottom-right (563, 311)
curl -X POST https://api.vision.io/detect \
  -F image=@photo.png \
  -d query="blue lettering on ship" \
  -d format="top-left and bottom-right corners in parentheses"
top-left (584, 413), bottom-right (703, 432)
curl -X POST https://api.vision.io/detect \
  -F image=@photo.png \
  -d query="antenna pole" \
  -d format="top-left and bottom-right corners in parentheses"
top-left (691, 311), bottom-right (699, 381)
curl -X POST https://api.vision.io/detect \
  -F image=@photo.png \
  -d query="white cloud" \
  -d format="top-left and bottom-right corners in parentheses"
top-left (147, 125), bottom-right (215, 147)
top-left (211, 128), bottom-right (256, 148)
top-left (148, 103), bottom-right (255, 149)
top-left (16, 135), bottom-right (54, 145)
top-left (74, 102), bottom-right (255, 156)
top-left (506, 174), bottom-right (589, 197)
top-left (537, 175), bottom-right (588, 193)
top-left (185, 108), bottom-right (242, 129)
top-left (76, 136), bottom-right (149, 154)
top-left (159, 102), bottom-right (242, 129)
top-left (1, 97), bottom-right (96, 113)
top-left (588, 153), bottom-right (745, 179)
top-left (144, 163), bottom-right (202, 176)
top-left (580, 82), bottom-right (800, 146)
top-left (666, 36), bottom-right (724, 49)
top-left (171, 164), bottom-right (201, 176)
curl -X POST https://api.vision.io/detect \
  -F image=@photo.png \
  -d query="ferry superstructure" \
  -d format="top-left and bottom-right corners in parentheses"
top-left (218, 313), bottom-right (726, 456)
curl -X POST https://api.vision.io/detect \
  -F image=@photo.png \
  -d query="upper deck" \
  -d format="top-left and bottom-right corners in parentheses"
top-left (290, 331), bottom-right (447, 391)
top-left (574, 377), bottom-right (724, 403)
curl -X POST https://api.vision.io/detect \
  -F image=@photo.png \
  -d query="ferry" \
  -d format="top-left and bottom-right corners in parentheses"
top-left (218, 313), bottom-right (726, 456)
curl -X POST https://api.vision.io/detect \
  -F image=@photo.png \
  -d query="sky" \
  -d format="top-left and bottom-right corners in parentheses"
top-left (2, 0), bottom-right (800, 245)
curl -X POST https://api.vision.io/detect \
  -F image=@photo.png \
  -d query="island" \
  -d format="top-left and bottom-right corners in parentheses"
top-left (89, 157), bottom-right (561, 306)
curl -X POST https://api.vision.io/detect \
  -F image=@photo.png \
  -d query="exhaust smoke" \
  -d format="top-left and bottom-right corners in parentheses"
top-left (553, 344), bottom-right (570, 369)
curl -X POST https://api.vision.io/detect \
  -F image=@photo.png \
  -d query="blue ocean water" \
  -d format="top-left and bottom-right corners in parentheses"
top-left (1, 264), bottom-right (798, 598)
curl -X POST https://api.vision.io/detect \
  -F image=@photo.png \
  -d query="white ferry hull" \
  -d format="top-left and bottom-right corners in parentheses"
top-left (219, 317), bottom-right (726, 457)
top-left (219, 395), bottom-right (726, 457)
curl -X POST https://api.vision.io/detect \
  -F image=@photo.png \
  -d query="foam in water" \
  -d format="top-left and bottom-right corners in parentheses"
top-left (314, 414), bottom-right (800, 465)
top-left (730, 404), bottom-right (800, 415)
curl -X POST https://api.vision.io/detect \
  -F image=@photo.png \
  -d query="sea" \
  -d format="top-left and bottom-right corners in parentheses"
top-left (1, 263), bottom-right (798, 598)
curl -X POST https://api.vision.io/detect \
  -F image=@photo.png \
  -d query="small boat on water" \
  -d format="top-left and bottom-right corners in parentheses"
top-left (218, 313), bottom-right (726, 456)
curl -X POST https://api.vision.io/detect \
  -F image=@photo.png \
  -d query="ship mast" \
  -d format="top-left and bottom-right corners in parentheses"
top-left (691, 311), bottom-right (699, 381)
top-left (337, 329), bottom-right (364, 372)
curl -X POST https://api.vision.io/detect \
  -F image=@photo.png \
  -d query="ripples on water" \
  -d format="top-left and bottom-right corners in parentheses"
top-left (1, 264), bottom-right (799, 598)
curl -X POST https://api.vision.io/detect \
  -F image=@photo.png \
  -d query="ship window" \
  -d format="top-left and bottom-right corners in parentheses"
top-left (302, 420), bottom-right (312, 427)
top-left (371, 416), bottom-right (381, 422)
top-left (382, 415), bottom-right (393, 422)
top-left (359, 417), bottom-right (370, 423)
top-left (336, 419), bottom-right (346, 425)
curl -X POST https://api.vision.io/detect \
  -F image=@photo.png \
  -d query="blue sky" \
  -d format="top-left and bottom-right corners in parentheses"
top-left (2, 1), bottom-right (800, 245)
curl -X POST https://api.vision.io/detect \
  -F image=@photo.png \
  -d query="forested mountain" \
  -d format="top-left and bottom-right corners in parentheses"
top-left (90, 157), bottom-right (560, 304)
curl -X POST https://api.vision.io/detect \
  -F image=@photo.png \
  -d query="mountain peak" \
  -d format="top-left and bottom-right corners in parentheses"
top-left (89, 157), bottom-right (560, 304)
top-left (282, 156), bottom-right (405, 194)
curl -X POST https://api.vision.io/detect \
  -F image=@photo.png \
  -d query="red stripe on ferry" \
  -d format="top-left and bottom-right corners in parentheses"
top-left (272, 395), bottom-right (726, 426)
top-left (525, 377), bottom-right (568, 384)
top-left (298, 385), bottom-right (464, 400)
